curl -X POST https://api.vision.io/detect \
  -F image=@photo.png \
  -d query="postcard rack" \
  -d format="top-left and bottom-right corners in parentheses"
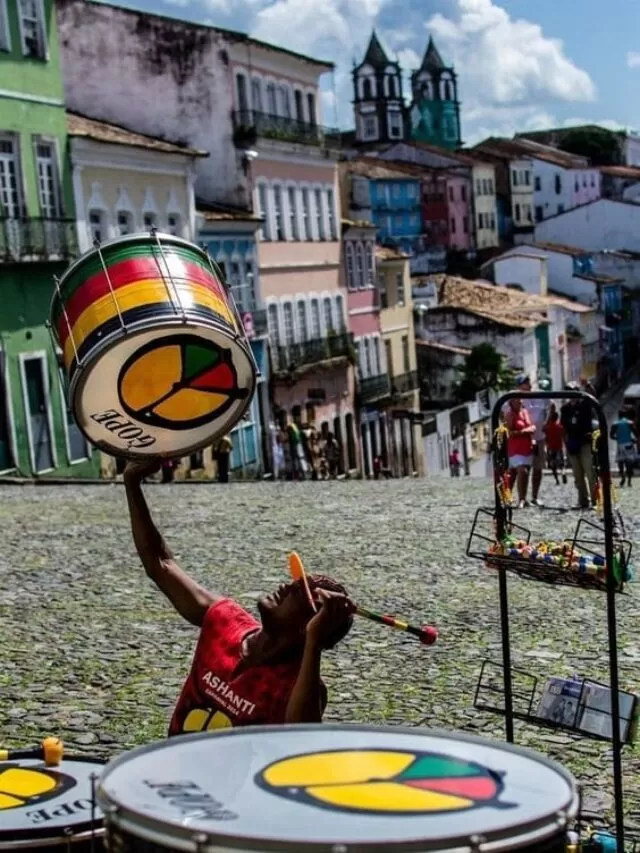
top-left (465, 389), bottom-right (632, 853)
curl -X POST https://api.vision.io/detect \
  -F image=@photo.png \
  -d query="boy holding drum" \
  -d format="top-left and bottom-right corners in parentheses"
top-left (123, 459), bottom-right (354, 734)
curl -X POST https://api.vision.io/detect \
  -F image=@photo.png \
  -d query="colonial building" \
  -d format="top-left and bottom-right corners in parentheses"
top-left (0, 0), bottom-right (98, 478)
top-left (376, 247), bottom-right (423, 476)
top-left (472, 139), bottom-right (535, 244)
top-left (352, 31), bottom-right (405, 149)
top-left (409, 38), bottom-right (462, 150)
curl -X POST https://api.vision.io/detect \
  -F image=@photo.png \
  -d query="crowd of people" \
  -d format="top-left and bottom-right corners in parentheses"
top-left (271, 421), bottom-right (342, 481)
top-left (502, 375), bottom-right (638, 510)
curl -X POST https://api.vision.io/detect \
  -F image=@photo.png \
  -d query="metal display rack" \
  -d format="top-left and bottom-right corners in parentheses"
top-left (465, 390), bottom-right (633, 853)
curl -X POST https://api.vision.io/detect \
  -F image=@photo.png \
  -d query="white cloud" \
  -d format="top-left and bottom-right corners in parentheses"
top-left (627, 51), bottom-right (640, 69)
top-left (427, 0), bottom-right (596, 106)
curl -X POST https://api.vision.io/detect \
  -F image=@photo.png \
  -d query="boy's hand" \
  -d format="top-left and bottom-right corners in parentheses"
top-left (306, 589), bottom-right (355, 649)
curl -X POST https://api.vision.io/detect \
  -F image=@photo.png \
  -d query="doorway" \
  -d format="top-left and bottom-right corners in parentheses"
top-left (0, 350), bottom-right (14, 472)
top-left (21, 353), bottom-right (55, 473)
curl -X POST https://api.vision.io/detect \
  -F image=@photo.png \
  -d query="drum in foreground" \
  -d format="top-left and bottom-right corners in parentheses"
top-left (0, 756), bottom-right (104, 851)
top-left (97, 724), bottom-right (579, 853)
top-left (50, 233), bottom-right (257, 459)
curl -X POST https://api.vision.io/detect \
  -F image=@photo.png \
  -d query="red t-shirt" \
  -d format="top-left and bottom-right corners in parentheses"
top-left (506, 408), bottom-right (533, 458)
top-left (168, 599), bottom-right (303, 736)
top-left (544, 421), bottom-right (564, 452)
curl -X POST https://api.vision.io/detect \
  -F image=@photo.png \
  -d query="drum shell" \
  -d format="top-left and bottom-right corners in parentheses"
top-left (97, 725), bottom-right (580, 853)
top-left (0, 757), bottom-right (105, 853)
top-left (50, 233), bottom-right (257, 459)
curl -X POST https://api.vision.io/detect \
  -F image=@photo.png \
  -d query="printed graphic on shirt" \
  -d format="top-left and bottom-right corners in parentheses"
top-left (201, 671), bottom-right (257, 717)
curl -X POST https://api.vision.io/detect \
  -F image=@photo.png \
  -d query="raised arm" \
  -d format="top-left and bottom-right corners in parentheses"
top-left (123, 460), bottom-right (218, 627)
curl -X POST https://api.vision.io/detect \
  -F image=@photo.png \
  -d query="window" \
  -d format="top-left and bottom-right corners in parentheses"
top-left (362, 115), bottom-right (378, 141)
top-left (388, 110), bottom-right (403, 139)
top-left (527, 205), bottom-right (533, 222)
top-left (365, 243), bottom-right (374, 286)
top-left (345, 243), bottom-right (355, 289)
top-left (378, 271), bottom-right (388, 308)
top-left (362, 78), bottom-right (373, 100)
top-left (488, 179), bottom-right (494, 194)
top-left (372, 336), bottom-right (381, 375)
top-left (524, 170), bottom-right (531, 186)
top-left (267, 303), bottom-right (280, 345)
top-left (294, 89), bottom-right (304, 122)
top-left (307, 92), bottom-right (316, 124)
top-left (0, 0), bottom-right (9, 51)
top-left (257, 183), bottom-right (269, 240)
top-left (482, 179), bottom-right (488, 194)
top-left (384, 339), bottom-right (393, 375)
top-left (296, 300), bottom-right (308, 342)
top-left (20, 0), bottom-right (46, 58)
top-left (117, 211), bottom-right (133, 235)
top-left (450, 217), bottom-right (456, 234)
top-left (396, 271), bottom-right (405, 306)
top-left (557, 204), bottom-right (564, 215)
top-left (392, 184), bottom-right (401, 199)
top-left (323, 296), bottom-right (333, 331)
top-left (402, 335), bottom-right (410, 373)
top-left (277, 84), bottom-right (291, 118)
top-left (309, 298), bottom-right (321, 339)
top-left (534, 176), bottom-right (541, 192)
top-left (251, 78), bottom-right (263, 113)
top-left (34, 141), bottom-right (60, 217)
top-left (236, 73), bottom-right (249, 113)
top-left (282, 302), bottom-right (294, 345)
top-left (314, 188), bottom-right (324, 239)
top-left (477, 212), bottom-right (484, 229)
top-left (326, 188), bottom-right (336, 239)
top-left (448, 186), bottom-right (454, 202)
top-left (555, 174), bottom-right (562, 194)
top-left (575, 179), bottom-right (579, 192)
top-left (514, 203), bottom-right (521, 221)
top-left (463, 216), bottom-right (468, 234)
top-left (363, 338), bottom-right (372, 377)
top-left (511, 171), bottom-right (518, 187)
top-left (273, 185), bottom-right (284, 240)
top-left (334, 294), bottom-right (345, 330)
top-left (476, 179), bottom-right (482, 195)
top-left (287, 187), bottom-right (298, 240)
top-left (266, 82), bottom-right (277, 115)
top-left (591, 174), bottom-right (595, 187)
top-left (490, 212), bottom-right (496, 229)
top-left (88, 210), bottom-right (104, 243)
top-left (461, 185), bottom-right (467, 202)
top-left (535, 205), bottom-right (543, 223)
top-left (143, 211), bottom-right (157, 229)
top-left (355, 243), bottom-right (365, 288)
top-left (167, 213), bottom-right (180, 236)
top-left (301, 188), bottom-right (311, 240)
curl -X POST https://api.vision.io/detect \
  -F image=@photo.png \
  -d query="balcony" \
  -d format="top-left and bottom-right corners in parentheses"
top-left (358, 373), bottom-right (391, 405)
top-left (391, 370), bottom-right (419, 396)
top-left (0, 217), bottom-right (77, 263)
top-left (272, 331), bottom-right (354, 376)
top-left (233, 110), bottom-right (340, 149)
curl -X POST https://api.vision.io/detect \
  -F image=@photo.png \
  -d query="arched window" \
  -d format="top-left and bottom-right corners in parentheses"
top-left (334, 294), bottom-right (345, 330)
top-left (363, 338), bottom-right (372, 377)
top-left (296, 299), bottom-right (308, 342)
top-left (323, 296), bottom-right (334, 331)
top-left (116, 210), bottom-right (133, 235)
top-left (345, 242), bottom-right (356, 289)
top-left (363, 77), bottom-right (372, 100)
top-left (355, 242), bottom-right (365, 288)
top-left (309, 298), bottom-right (321, 339)
top-left (444, 80), bottom-right (453, 101)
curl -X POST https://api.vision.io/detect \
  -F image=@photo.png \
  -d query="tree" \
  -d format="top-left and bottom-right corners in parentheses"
top-left (454, 342), bottom-right (514, 402)
top-left (559, 127), bottom-right (622, 166)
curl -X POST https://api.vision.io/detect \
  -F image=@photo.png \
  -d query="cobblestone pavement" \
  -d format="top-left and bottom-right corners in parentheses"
top-left (1, 474), bottom-right (640, 832)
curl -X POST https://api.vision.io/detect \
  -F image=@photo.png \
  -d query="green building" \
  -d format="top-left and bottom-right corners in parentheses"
top-left (409, 37), bottom-right (462, 150)
top-left (0, 0), bottom-right (98, 477)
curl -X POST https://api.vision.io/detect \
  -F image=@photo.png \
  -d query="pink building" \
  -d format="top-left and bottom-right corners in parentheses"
top-left (229, 43), bottom-right (359, 473)
top-left (446, 173), bottom-right (472, 251)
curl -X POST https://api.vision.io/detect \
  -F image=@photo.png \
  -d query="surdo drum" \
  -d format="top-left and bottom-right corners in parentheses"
top-left (50, 232), bottom-right (258, 459)
top-left (97, 725), bottom-right (579, 853)
top-left (0, 756), bottom-right (104, 851)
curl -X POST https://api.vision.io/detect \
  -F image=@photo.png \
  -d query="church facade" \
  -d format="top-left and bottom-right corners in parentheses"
top-left (352, 33), bottom-right (462, 151)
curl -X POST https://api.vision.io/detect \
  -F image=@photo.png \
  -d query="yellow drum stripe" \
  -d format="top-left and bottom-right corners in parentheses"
top-left (63, 279), bottom-right (236, 368)
top-left (262, 752), bottom-right (415, 788)
top-left (307, 782), bottom-right (473, 812)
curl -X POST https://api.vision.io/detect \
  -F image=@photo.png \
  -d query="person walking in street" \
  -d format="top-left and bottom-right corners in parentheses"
top-left (504, 396), bottom-right (535, 509)
top-left (516, 374), bottom-right (548, 506)
top-left (543, 409), bottom-right (567, 485)
top-left (214, 434), bottom-right (233, 484)
top-left (449, 447), bottom-right (461, 477)
top-left (560, 383), bottom-right (597, 509)
top-left (324, 433), bottom-right (340, 479)
top-left (610, 409), bottom-right (638, 487)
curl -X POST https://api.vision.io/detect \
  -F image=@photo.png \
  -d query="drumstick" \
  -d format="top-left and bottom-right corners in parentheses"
top-left (0, 737), bottom-right (63, 766)
top-left (288, 552), bottom-right (438, 646)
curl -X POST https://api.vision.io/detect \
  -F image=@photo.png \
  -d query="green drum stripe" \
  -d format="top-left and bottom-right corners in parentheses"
top-left (399, 756), bottom-right (484, 780)
top-left (57, 244), bottom-right (213, 303)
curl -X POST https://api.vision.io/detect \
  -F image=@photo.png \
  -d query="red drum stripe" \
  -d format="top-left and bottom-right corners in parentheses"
top-left (57, 258), bottom-right (226, 344)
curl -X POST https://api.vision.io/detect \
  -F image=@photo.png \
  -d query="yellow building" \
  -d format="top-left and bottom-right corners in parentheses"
top-left (470, 161), bottom-right (499, 249)
top-left (376, 247), bottom-right (424, 476)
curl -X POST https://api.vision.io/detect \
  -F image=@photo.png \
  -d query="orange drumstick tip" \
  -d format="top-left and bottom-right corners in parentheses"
top-left (42, 737), bottom-right (63, 766)
top-left (288, 551), bottom-right (304, 581)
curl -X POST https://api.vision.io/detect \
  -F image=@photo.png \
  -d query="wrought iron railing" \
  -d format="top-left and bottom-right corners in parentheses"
top-left (233, 110), bottom-right (340, 147)
top-left (0, 216), bottom-right (77, 262)
top-left (392, 370), bottom-right (419, 395)
top-left (358, 373), bottom-right (391, 404)
top-left (273, 331), bottom-right (353, 373)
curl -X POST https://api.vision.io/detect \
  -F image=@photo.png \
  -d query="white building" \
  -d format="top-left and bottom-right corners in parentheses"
top-left (535, 199), bottom-right (640, 253)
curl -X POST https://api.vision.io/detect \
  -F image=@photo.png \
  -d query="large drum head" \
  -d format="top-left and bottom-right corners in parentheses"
top-left (0, 757), bottom-right (103, 847)
top-left (97, 725), bottom-right (579, 852)
top-left (71, 324), bottom-right (256, 459)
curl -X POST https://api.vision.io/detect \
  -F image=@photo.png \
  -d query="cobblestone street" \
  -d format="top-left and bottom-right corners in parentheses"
top-left (1, 475), bottom-right (640, 831)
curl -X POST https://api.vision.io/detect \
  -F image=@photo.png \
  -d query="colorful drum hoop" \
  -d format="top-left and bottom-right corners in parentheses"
top-left (97, 725), bottom-right (579, 853)
top-left (0, 756), bottom-right (104, 851)
top-left (49, 232), bottom-right (258, 459)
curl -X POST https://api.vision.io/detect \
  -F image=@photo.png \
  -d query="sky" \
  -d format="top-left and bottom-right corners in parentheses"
top-left (112, 0), bottom-right (640, 144)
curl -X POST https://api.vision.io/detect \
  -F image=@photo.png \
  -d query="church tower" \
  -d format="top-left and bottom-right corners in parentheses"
top-left (352, 31), bottom-right (405, 148)
top-left (410, 37), bottom-right (461, 149)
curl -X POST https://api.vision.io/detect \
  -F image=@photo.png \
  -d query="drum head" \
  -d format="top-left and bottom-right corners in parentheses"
top-left (98, 725), bottom-right (579, 853)
top-left (0, 757), bottom-right (103, 846)
top-left (71, 324), bottom-right (257, 458)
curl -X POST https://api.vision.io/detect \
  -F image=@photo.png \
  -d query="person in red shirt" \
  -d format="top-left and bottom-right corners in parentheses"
top-left (123, 459), bottom-right (355, 734)
top-left (504, 397), bottom-right (535, 509)
top-left (543, 408), bottom-right (567, 485)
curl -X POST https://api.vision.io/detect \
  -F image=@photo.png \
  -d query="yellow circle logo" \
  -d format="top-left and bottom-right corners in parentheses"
top-left (255, 749), bottom-right (504, 816)
top-left (117, 335), bottom-right (249, 432)
top-left (0, 764), bottom-right (76, 811)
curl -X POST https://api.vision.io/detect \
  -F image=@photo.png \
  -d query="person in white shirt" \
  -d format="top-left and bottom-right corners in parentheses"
top-left (516, 374), bottom-right (549, 506)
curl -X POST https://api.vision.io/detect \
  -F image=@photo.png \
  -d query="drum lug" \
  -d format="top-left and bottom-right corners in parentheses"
top-left (331, 845), bottom-right (348, 853)
top-left (469, 834), bottom-right (486, 852)
top-left (192, 830), bottom-right (209, 853)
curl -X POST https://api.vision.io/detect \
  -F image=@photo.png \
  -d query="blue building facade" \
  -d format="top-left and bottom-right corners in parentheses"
top-left (370, 178), bottom-right (422, 255)
top-left (601, 281), bottom-right (625, 378)
top-left (199, 213), bottom-right (269, 478)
